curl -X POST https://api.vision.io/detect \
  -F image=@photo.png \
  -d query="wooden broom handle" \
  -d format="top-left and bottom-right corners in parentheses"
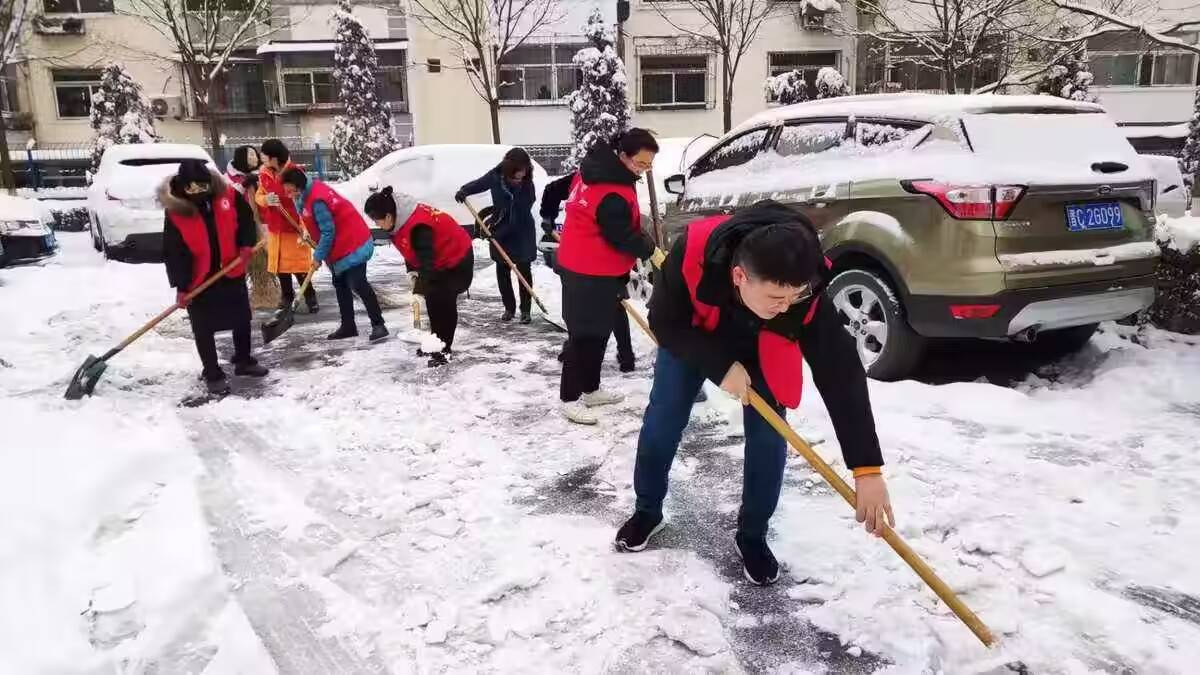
top-left (463, 198), bottom-right (552, 316)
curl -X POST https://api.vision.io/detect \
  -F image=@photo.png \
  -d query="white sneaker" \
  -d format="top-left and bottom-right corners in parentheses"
top-left (581, 389), bottom-right (625, 408)
top-left (561, 401), bottom-right (599, 425)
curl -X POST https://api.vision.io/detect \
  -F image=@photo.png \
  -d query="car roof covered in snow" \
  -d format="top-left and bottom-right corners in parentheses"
top-left (103, 143), bottom-right (212, 163)
top-left (0, 194), bottom-right (44, 222)
top-left (729, 94), bottom-right (1106, 136)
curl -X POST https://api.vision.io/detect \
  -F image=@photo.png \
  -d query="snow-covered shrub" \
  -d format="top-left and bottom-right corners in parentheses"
top-left (88, 64), bottom-right (157, 173)
top-left (1180, 88), bottom-right (1200, 189)
top-left (1034, 57), bottom-right (1097, 103)
top-left (815, 66), bottom-right (849, 99)
top-left (329, 0), bottom-right (399, 177)
top-left (45, 206), bottom-right (89, 232)
top-left (563, 9), bottom-right (632, 173)
top-left (1147, 215), bottom-right (1200, 333)
top-left (765, 70), bottom-right (808, 105)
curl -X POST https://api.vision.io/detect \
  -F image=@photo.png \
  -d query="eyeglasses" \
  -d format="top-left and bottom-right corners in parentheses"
top-left (183, 181), bottom-right (210, 195)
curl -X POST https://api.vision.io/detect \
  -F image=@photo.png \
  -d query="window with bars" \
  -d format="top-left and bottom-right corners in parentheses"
top-left (282, 71), bottom-right (336, 106)
top-left (52, 69), bottom-right (101, 118)
top-left (498, 43), bottom-right (585, 103)
top-left (640, 55), bottom-right (707, 109)
top-left (379, 50), bottom-right (407, 104)
top-left (43, 0), bottom-right (112, 13)
top-left (767, 51), bottom-right (838, 101)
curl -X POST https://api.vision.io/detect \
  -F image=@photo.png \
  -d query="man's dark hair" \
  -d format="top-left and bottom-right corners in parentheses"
top-left (363, 186), bottom-right (396, 219)
top-left (260, 138), bottom-right (290, 164)
top-left (731, 222), bottom-right (823, 288)
top-left (281, 166), bottom-right (308, 190)
top-left (614, 128), bottom-right (659, 156)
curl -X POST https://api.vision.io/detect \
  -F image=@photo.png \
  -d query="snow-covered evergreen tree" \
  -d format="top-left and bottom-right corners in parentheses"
top-left (1181, 88), bottom-right (1200, 187)
top-left (764, 70), bottom-right (808, 105)
top-left (329, 0), bottom-right (398, 177)
top-left (815, 66), bottom-right (849, 99)
top-left (1034, 52), bottom-right (1098, 103)
top-left (88, 63), bottom-right (157, 173)
top-left (563, 9), bottom-right (631, 173)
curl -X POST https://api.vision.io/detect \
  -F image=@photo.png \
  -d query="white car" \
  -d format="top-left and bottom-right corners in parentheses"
top-left (88, 143), bottom-right (217, 263)
top-left (336, 144), bottom-right (550, 235)
top-left (0, 194), bottom-right (57, 267)
top-left (1143, 154), bottom-right (1190, 218)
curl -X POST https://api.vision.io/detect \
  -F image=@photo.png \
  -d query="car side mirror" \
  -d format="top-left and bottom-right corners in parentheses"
top-left (664, 173), bottom-right (686, 195)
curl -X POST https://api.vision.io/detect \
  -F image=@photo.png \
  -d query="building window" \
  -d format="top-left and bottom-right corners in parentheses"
top-left (213, 62), bottom-right (265, 114)
top-left (1088, 31), bottom-right (1200, 87)
top-left (498, 43), bottom-right (585, 103)
top-left (767, 51), bottom-right (838, 101)
top-left (43, 0), bottom-right (113, 13)
top-left (52, 69), bottom-right (101, 118)
top-left (379, 50), bottom-right (407, 104)
top-left (640, 55), bottom-right (707, 109)
top-left (282, 71), bottom-right (335, 106)
top-left (1, 65), bottom-right (18, 114)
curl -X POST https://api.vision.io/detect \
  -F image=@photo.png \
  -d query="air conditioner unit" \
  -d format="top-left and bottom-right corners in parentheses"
top-left (150, 95), bottom-right (183, 120)
top-left (803, 11), bottom-right (828, 30)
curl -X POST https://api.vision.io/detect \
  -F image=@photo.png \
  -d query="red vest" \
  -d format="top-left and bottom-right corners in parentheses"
top-left (390, 203), bottom-right (472, 271)
top-left (301, 180), bottom-right (372, 264)
top-left (259, 163), bottom-right (301, 235)
top-left (681, 214), bottom-right (822, 410)
top-left (167, 188), bottom-right (246, 292)
top-left (557, 173), bottom-right (642, 276)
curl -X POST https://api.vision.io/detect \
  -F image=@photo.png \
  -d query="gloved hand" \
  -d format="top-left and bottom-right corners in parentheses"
top-left (311, 259), bottom-right (323, 273)
top-left (454, 190), bottom-right (467, 204)
top-left (265, 192), bottom-right (281, 207)
top-left (541, 219), bottom-right (556, 235)
top-left (539, 230), bottom-right (558, 244)
top-left (650, 248), bottom-right (667, 269)
top-left (238, 246), bottom-right (254, 266)
top-left (175, 291), bottom-right (190, 308)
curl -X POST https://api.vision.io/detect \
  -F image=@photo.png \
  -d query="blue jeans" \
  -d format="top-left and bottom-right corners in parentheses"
top-left (633, 348), bottom-right (787, 540)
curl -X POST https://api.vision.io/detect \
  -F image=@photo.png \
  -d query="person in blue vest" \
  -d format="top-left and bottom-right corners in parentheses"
top-left (161, 159), bottom-right (268, 395)
top-left (455, 148), bottom-right (538, 323)
top-left (614, 201), bottom-right (895, 587)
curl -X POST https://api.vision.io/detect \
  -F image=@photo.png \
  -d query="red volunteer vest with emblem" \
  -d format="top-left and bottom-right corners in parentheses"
top-left (167, 187), bottom-right (246, 292)
top-left (301, 180), bottom-right (372, 264)
top-left (259, 163), bottom-right (301, 235)
top-left (390, 203), bottom-right (472, 271)
top-left (557, 173), bottom-right (642, 276)
top-left (681, 214), bottom-right (822, 410)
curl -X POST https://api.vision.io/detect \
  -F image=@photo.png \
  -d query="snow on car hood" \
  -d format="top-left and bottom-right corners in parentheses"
top-left (0, 195), bottom-right (45, 223)
top-left (105, 162), bottom-right (216, 201)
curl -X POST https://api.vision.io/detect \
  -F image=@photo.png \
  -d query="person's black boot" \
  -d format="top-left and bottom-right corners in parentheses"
top-left (204, 371), bottom-right (230, 395)
top-left (618, 353), bottom-right (636, 373)
top-left (614, 511), bottom-right (665, 552)
top-left (427, 351), bottom-right (449, 368)
top-left (519, 312), bottom-right (532, 325)
top-left (306, 300), bottom-right (319, 314)
top-left (500, 310), bottom-right (515, 322)
top-left (735, 533), bottom-right (781, 586)
top-left (368, 324), bottom-right (389, 342)
top-left (327, 324), bottom-right (358, 340)
top-left (234, 358), bottom-right (269, 377)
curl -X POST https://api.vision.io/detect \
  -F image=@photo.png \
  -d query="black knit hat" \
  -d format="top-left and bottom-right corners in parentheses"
top-left (176, 159), bottom-right (211, 187)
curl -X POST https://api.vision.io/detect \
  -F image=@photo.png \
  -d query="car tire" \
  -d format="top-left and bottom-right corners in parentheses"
top-left (1031, 323), bottom-right (1099, 357)
top-left (828, 269), bottom-right (926, 381)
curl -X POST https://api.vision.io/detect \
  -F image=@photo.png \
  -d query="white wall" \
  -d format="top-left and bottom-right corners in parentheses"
top-left (286, 4), bottom-right (393, 40)
top-left (499, 106), bottom-right (573, 145)
top-left (1096, 87), bottom-right (1196, 125)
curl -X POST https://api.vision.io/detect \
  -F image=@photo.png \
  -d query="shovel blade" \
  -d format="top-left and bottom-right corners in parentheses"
top-left (64, 354), bottom-right (106, 400)
top-left (260, 308), bottom-right (296, 345)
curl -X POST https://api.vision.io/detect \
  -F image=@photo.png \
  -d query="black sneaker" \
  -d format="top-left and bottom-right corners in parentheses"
top-left (234, 360), bottom-right (269, 377)
top-left (735, 533), bottom-right (781, 586)
top-left (519, 312), bottom-right (532, 324)
top-left (615, 511), bottom-right (665, 552)
top-left (618, 354), bottom-right (636, 373)
top-left (368, 324), bottom-right (389, 342)
top-left (327, 325), bottom-right (358, 340)
top-left (204, 375), bottom-right (230, 395)
top-left (427, 351), bottom-right (449, 368)
top-left (501, 310), bottom-right (515, 322)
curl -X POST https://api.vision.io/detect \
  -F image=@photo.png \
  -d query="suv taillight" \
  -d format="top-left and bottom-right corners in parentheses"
top-left (905, 181), bottom-right (1026, 220)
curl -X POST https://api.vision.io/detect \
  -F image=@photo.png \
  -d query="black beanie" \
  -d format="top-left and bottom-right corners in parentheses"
top-left (176, 159), bottom-right (212, 187)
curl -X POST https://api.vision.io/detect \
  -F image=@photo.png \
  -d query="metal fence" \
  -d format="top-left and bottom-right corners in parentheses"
top-left (525, 144), bottom-right (572, 175)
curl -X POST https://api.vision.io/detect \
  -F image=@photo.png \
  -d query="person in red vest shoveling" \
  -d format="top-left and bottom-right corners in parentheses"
top-left (161, 159), bottom-right (269, 395)
top-left (364, 186), bottom-right (474, 367)
top-left (614, 201), bottom-right (895, 586)
top-left (277, 168), bottom-right (389, 342)
top-left (556, 129), bottom-right (664, 425)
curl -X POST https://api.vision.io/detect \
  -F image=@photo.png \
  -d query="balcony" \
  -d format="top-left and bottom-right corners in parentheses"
top-left (33, 15), bottom-right (87, 36)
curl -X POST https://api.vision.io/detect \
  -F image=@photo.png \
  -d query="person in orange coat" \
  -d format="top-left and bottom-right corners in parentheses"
top-left (256, 139), bottom-right (318, 313)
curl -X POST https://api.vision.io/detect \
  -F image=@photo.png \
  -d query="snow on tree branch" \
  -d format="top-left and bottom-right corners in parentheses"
top-left (563, 9), bottom-right (630, 173)
top-left (89, 63), bottom-right (159, 172)
top-left (329, 0), bottom-right (399, 176)
top-left (1051, 1), bottom-right (1200, 55)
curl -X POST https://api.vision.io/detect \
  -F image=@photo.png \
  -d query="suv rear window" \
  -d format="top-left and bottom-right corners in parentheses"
top-left (119, 158), bottom-right (200, 167)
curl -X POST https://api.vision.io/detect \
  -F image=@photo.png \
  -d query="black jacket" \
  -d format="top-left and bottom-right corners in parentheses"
top-left (459, 166), bottom-right (537, 264)
top-left (576, 145), bottom-right (654, 262)
top-left (539, 173), bottom-right (573, 225)
top-left (647, 202), bottom-right (884, 469)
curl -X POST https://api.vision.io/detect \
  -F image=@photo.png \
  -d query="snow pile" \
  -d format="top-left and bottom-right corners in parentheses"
top-left (88, 63), bottom-right (158, 173)
top-left (563, 8), bottom-right (632, 174)
top-left (16, 186), bottom-right (88, 200)
top-left (329, 0), bottom-right (399, 177)
top-left (815, 67), bottom-right (848, 99)
top-left (1148, 214), bottom-right (1200, 333)
top-left (998, 242), bottom-right (1159, 271)
top-left (1155, 214), bottom-right (1200, 254)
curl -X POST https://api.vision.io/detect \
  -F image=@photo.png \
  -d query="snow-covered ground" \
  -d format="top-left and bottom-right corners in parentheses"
top-left (3, 232), bottom-right (1200, 673)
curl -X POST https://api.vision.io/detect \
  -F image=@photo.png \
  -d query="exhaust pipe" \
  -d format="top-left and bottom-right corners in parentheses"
top-left (1012, 325), bottom-right (1040, 343)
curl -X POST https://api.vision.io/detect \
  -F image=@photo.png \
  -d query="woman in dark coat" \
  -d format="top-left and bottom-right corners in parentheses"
top-left (455, 147), bottom-right (537, 323)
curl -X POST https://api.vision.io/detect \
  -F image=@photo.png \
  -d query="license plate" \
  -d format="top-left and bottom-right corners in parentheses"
top-left (1066, 201), bottom-right (1124, 232)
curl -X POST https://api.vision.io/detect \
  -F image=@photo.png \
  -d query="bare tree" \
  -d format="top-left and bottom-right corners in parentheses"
top-left (650, 0), bottom-right (777, 132)
top-left (121, 0), bottom-right (284, 161)
top-left (408, 0), bottom-right (560, 143)
top-left (0, 0), bottom-right (31, 191)
top-left (847, 0), bottom-right (1055, 95)
top-left (1048, 1), bottom-right (1200, 55)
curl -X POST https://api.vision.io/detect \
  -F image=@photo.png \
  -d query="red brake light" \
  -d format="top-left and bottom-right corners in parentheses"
top-left (907, 181), bottom-right (1026, 220)
top-left (949, 304), bottom-right (1001, 319)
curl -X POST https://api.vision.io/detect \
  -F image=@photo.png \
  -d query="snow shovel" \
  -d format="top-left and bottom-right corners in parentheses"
top-left (261, 265), bottom-right (318, 345)
top-left (463, 198), bottom-right (566, 332)
top-left (620, 252), bottom-right (997, 649)
top-left (65, 239), bottom-right (268, 400)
